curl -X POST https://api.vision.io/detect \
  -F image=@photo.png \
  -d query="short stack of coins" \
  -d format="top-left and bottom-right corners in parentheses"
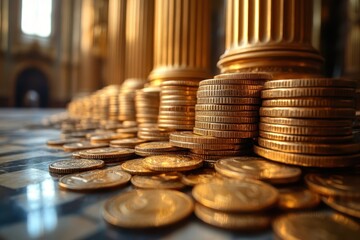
top-left (255, 78), bottom-right (360, 167)
top-left (158, 80), bottom-right (199, 131)
top-left (135, 87), bottom-right (161, 124)
top-left (119, 78), bottom-right (145, 122)
top-left (137, 123), bottom-right (171, 141)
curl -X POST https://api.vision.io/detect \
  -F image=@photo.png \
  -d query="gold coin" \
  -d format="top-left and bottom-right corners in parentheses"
top-left (258, 137), bottom-right (360, 155)
top-left (46, 138), bottom-right (79, 146)
top-left (260, 107), bottom-right (356, 119)
top-left (305, 174), bottom-right (360, 198)
top-left (102, 189), bottom-right (193, 228)
top-left (160, 100), bottom-right (197, 106)
top-left (131, 173), bottom-right (185, 189)
top-left (161, 95), bottom-right (197, 101)
top-left (63, 141), bottom-right (108, 152)
top-left (190, 149), bottom-right (248, 155)
top-left (200, 78), bottom-right (265, 86)
top-left (196, 110), bottom-right (259, 117)
top-left (169, 131), bottom-right (248, 144)
top-left (169, 139), bottom-right (243, 150)
top-left (272, 212), bottom-right (360, 240)
top-left (193, 128), bottom-right (258, 138)
top-left (323, 197), bottom-right (360, 218)
top-left (190, 153), bottom-right (248, 161)
top-left (109, 138), bottom-right (147, 147)
top-left (195, 122), bottom-right (258, 131)
top-left (195, 104), bottom-right (259, 111)
top-left (161, 80), bottom-right (200, 87)
top-left (49, 159), bottom-right (105, 174)
top-left (158, 115), bottom-right (195, 121)
top-left (78, 147), bottom-right (135, 159)
top-left (160, 89), bottom-right (197, 95)
top-left (214, 72), bottom-right (272, 80)
top-left (264, 78), bottom-right (357, 89)
top-left (161, 86), bottom-right (198, 91)
top-left (259, 131), bottom-right (354, 143)
top-left (192, 179), bottom-right (278, 212)
top-left (135, 141), bottom-right (181, 153)
top-left (159, 110), bottom-right (196, 116)
top-left (194, 203), bottom-right (271, 230)
top-left (181, 168), bottom-right (218, 186)
top-left (158, 119), bottom-right (195, 125)
top-left (158, 123), bottom-right (194, 130)
top-left (259, 123), bottom-right (352, 136)
top-left (144, 154), bottom-right (203, 172)
top-left (262, 88), bottom-right (355, 98)
top-left (121, 158), bottom-right (158, 175)
top-left (260, 117), bottom-right (353, 127)
top-left (277, 187), bottom-right (320, 210)
top-left (262, 98), bottom-right (355, 108)
top-left (254, 145), bottom-right (360, 167)
top-left (198, 85), bottom-right (263, 91)
top-left (215, 157), bottom-right (301, 184)
top-left (197, 97), bottom-right (261, 105)
top-left (197, 89), bottom-right (261, 98)
top-left (58, 167), bottom-right (131, 190)
top-left (159, 105), bottom-right (195, 112)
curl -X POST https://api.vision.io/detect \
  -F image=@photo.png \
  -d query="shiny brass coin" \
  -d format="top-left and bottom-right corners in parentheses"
top-left (322, 197), bottom-right (360, 218)
top-left (158, 119), bottom-right (195, 125)
top-left (159, 111), bottom-right (196, 116)
top-left (158, 123), bottom-right (194, 130)
top-left (63, 141), bottom-right (108, 152)
top-left (196, 111), bottom-right (259, 117)
top-left (131, 173), bottom-right (185, 189)
top-left (259, 131), bottom-right (354, 143)
top-left (102, 189), bottom-right (193, 228)
top-left (58, 167), bottom-right (131, 190)
top-left (117, 127), bottom-right (138, 134)
top-left (260, 107), bottom-right (355, 119)
top-left (144, 154), bottom-right (203, 172)
top-left (197, 89), bottom-right (261, 98)
top-left (193, 128), bottom-right (258, 138)
top-left (158, 115), bottom-right (195, 121)
top-left (194, 203), bottom-right (271, 231)
top-left (49, 159), bottom-right (105, 174)
top-left (192, 179), bottom-right (278, 212)
top-left (258, 137), bottom-right (360, 155)
top-left (169, 139), bottom-right (244, 150)
top-left (262, 88), bottom-right (355, 98)
top-left (195, 122), bottom-right (258, 131)
top-left (262, 98), bottom-right (355, 108)
top-left (195, 104), bottom-right (259, 111)
top-left (214, 72), bottom-right (272, 80)
top-left (198, 85), bottom-right (263, 91)
top-left (134, 150), bottom-right (186, 157)
top-left (190, 153), bottom-right (248, 161)
top-left (259, 123), bottom-right (352, 136)
top-left (190, 149), bottom-right (248, 155)
top-left (109, 138), bottom-right (147, 147)
top-left (264, 78), bottom-right (357, 89)
top-left (272, 212), bottom-right (360, 240)
top-left (169, 131), bottom-right (248, 144)
top-left (195, 115), bottom-right (258, 124)
top-left (200, 78), bottom-right (265, 86)
top-left (137, 135), bottom-right (169, 141)
top-left (161, 86), bottom-right (198, 91)
top-left (160, 89), bottom-right (198, 95)
top-left (90, 133), bottom-right (129, 143)
top-left (78, 147), bottom-right (135, 159)
top-left (181, 168), bottom-right (218, 186)
top-left (161, 95), bottom-right (197, 101)
top-left (161, 80), bottom-right (200, 87)
top-left (121, 158), bottom-right (158, 175)
top-left (215, 157), bottom-right (301, 184)
top-left (197, 97), bottom-right (261, 105)
top-left (254, 145), bottom-right (360, 167)
top-left (305, 174), bottom-right (360, 198)
top-left (260, 117), bottom-right (353, 127)
top-left (278, 187), bottom-right (320, 210)
top-left (160, 100), bottom-right (197, 106)
top-left (46, 138), bottom-right (79, 146)
top-left (135, 141), bottom-right (181, 152)
top-left (159, 105), bottom-right (195, 112)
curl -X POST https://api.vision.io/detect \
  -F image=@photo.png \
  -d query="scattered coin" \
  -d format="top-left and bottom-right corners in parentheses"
top-left (322, 197), bottom-right (360, 219)
top-left (131, 173), bottom-right (185, 189)
top-left (49, 159), bottom-right (104, 174)
top-left (78, 147), bottom-right (135, 160)
top-left (121, 158), bottom-right (158, 175)
top-left (181, 168), bottom-right (218, 186)
top-left (62, 141), bottom-right (108, 152)
top-left (144, 154), bottom-right (203, 172)
top-left (277, 187), bottom-right (321, 210)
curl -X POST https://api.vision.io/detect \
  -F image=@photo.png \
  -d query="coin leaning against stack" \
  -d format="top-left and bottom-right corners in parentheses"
top-left (254, 78), bottom-right (360, 167)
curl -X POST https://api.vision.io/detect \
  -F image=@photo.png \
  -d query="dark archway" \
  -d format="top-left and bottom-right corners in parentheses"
top-left (15, 68), bottom-right (49, 108)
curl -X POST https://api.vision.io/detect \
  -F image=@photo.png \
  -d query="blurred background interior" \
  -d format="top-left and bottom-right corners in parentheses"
top-left (0, 0), bottom-right (359, 108)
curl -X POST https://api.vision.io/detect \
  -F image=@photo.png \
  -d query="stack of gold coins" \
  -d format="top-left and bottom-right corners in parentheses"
top-left (134, 141), bottom-right (185, 157)
top-left (255, 78), bottom-right (360, 167)
top-left (194, 73), bottom-right (272, 139)
top-left (107, 85), bottom-right (121, 121)
top-left (119, 78), bottom-right (145, 122)
top-left (137, 123), bottom-right (171, 141)
top-left (158, 80), bottom-right (199, 131)
top-left (135, 87), bottom-right (161, 124)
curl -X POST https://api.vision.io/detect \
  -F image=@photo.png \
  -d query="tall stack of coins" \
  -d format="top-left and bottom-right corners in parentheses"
top-left (107, 86), bottom-right (121, 121)
top-left (119, 78), bottom-right (145, 122)
top-left (158, 80), bottom-right (199, 131)
top-left (255, 78), bottom-right (360, 167)
top-left (135, 87), bottom-right (161, 124)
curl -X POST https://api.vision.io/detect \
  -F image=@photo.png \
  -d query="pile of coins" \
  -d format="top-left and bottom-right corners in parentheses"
top-left (158, 80), bottom-right (199, 131)
top-left (255, 78), bottom-right (360, 167)
top-left (119, 78), bottom-right (145, 122)
top-left (135, 87), bottom-right (161, 124)
top-left (134, 141), bottom-right (184, 156)
top-left (137, 123), bottom-right (171, 141)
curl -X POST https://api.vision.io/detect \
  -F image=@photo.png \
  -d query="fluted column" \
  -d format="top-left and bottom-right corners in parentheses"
top-left (107, 0), bottom-right (126, 85)
top-left (125, 0), bottom-right (154, 80)
top-left (149, 0), bottom-right (211, 83)
top-left (218, 0), bottom-right (324, 78)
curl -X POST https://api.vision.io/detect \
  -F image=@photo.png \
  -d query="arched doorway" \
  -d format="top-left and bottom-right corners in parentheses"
top-left (15, 68), bottom-right (49, 108)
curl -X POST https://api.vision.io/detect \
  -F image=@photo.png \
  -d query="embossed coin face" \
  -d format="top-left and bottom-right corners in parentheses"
top-left (323, 197), bottom-right (360, 219)
top-left (131, 173), bottom-right (185, 189)
top-left (278, 187), bottom-right (320, 210)
top-left (194, 203), bottom-right (271, 230)
top-left (135, 141), bottom-right (180, 152)
top-left (181, 168), bottom-right (218, 186)
top-left (121, 158), bottom-right (158, 175)
top-left (215, 157), bottom-right (301, 184)
top-left (103, 189), bottom-right (194, 228)
top-left (192, 179), bottom-right (278, 212)
top-left (273, 212), bottom-right (360, 240)
top-left (305, 174), bottom-right (360, 198)
top-left (49, 159), bottom-right (104, 173)
top-left (144, 154), bottom-right (203, 171)
top-left (59, 167), bottom-right (131, 190)
top-left (78, 147), bottom-right (135, 159)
